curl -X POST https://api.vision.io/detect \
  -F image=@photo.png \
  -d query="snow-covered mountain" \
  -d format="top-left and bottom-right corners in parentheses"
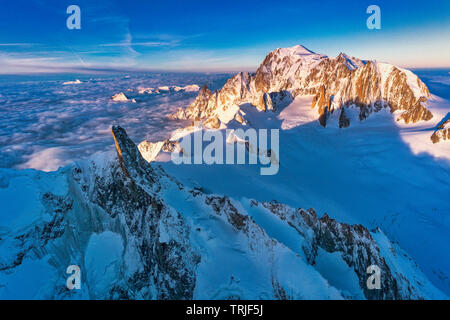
top-left (0, 126), bottom-right (445, 299)
top-left (171, 45), bottom-right (432, 128)
top-left (112, 92), bottom-right (136, 103)
top-left (0, 46), bottom-right (449, 300)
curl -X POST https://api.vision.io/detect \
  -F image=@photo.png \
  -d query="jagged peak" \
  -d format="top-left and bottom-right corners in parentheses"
top-left (336, 52), bottom-right (364, 70)
top-left (111, 125), bottom-right (151, 180)
top-left (197, 84), bottom-right (212, 98)
top-left (288, 44), bottom-right (316, 55)
top-left (431, 113), bottom-right (450, 143)
top-left (170, 45), bottom-right (433, 127)
top-left (112, 125), bottom-right (139, 161)
top-left (273, 44), bottom-right (326, 59)
top-left (337, 52), bottom-right (353, 60)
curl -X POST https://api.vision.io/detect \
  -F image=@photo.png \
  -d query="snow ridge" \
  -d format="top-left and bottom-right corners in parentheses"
top-left (0, 127), bottom-right (445, 299)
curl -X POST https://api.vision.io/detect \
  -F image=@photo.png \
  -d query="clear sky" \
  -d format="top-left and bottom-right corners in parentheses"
top-left (0, 0), bottom-right (449, 73)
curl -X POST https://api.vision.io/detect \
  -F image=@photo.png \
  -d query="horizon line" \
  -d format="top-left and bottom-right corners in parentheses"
top-left (1, 64), bottom-right (450, 76)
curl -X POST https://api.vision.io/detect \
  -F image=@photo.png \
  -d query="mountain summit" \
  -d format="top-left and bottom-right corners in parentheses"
top-left (171, 45), bottom-right (432, 128)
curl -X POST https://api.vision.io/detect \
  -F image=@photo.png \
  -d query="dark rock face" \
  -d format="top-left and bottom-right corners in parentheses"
top-left (384, 69), bottom-right (432, 123)
top-left (0, 126), bottom-right (200, 299)
top-left (111, 125), bottom-right (153, 181)
top-left (339, 108), bottom-right (350, 128)
top-left (311, 85), bottom-right (331, 127)
top-left (431, 128), bottom-right (450, 143)
top-left (258, 201), bottom-right (423, 300)
top-left (80, 126), bottom-right (201, 299)
top-left (170, 84), bottom-right (214, 120)
top-left (301, 212), bottom-right (401, 300)
top-left (205, 196), bottom-right (250, 233)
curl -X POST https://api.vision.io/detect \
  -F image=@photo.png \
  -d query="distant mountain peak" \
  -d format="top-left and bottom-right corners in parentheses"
top-left (288, 44), bottom-right (316, 55)
top-left (336, 52), bottom-right (364, 70)
top-left (170, 45), bottom-right (433, 129)
top-left (270, 44), bottom-right (327, 62)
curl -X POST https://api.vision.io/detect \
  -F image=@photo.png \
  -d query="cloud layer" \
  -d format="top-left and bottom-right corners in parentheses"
top-left (0, 72), bottom-right (231, 171)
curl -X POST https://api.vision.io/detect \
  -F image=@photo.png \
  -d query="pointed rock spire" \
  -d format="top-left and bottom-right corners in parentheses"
top-left (111, 126), bottom-right (153, 182)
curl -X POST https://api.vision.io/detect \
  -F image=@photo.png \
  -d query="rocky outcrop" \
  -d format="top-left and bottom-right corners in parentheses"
top-left (74, 126), bottom-right (200, 299)
top-left (338, 107), bottom-right (350, 128)
top-left (296, 210), bottom-right (402, 300)
top-left (258, 201), bottom-right (429, 300)
top-left (263, 92), bottom-right (274, 111)
top-left (431, 128), bottom-right (450, 143)
top-left (383, 68), bottom-right (432, 123)
top-left (203, 116), bottom-right (221, 129)
top-left (431, 116), bottom-right (450, 143)
top-left (111, 92), bottom-right (136, 103)
top-left (311, 85), bottom-right (331, 127)
top-left (170, 45), bottom-right (433, 128)
top-left (170, 85), bottom-right (214, 120)
top-left (102, 128), bottom-right (444, 299)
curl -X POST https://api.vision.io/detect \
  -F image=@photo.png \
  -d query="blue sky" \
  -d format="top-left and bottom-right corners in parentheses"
top-left (0, 0), bottom-right (449, 73)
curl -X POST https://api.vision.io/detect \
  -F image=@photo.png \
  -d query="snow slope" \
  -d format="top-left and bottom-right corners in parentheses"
top-left (0, 47), bottom-right (449, 299)
top-left (0, 126), bottom-right (445, 299)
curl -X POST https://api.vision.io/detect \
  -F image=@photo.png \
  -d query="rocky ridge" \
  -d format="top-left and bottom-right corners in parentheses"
top-left (0, 126), bottom-right (444, 299)
top-left (170, 45), bottom-right (432, 129)
top-left (431, 115), bottom-right (450, 143)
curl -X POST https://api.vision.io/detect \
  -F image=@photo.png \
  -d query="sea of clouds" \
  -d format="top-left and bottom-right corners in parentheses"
top-left (0, 72), bottom-right (231, 171)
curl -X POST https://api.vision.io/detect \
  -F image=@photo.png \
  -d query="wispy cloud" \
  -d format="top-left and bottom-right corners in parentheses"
top-left (0, 53), bottom-right (77, 74)
top-left (100, 41), bottom-right (178, 47)
top-left (0, 50), bottom-right (142, 74)
top-left (0, 43), bottom-right (38, 47)
top-left (99, 32), bottom-right (199, 48)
